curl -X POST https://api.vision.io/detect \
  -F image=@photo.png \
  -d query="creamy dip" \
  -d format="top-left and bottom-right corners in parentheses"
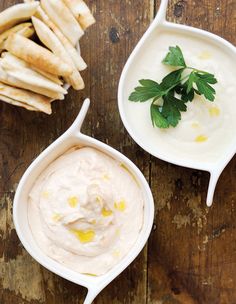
top-left (28, 147), bottom-right (144, 276)
top-left (123, 30), bottom-right (236, 164)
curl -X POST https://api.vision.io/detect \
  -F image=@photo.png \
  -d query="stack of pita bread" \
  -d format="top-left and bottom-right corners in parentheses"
top-left (0, 0), bottom-right (95, 114)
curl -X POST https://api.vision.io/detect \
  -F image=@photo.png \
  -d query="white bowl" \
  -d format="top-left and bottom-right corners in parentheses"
top-left (13, 99), bottom-right (154, 304)
top-left (118, 0), bottom-right (236, 206)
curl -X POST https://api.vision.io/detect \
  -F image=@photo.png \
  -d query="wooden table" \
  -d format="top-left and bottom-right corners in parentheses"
top-left (0, 0), bottom-right (235, 303)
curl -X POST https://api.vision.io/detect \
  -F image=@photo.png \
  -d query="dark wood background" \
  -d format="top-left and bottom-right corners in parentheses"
top-left (0, 0), bottom-right (235, 303)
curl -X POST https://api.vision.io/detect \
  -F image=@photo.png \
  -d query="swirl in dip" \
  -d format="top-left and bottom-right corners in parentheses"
top-left (28, 147), bottom-right (144, 275)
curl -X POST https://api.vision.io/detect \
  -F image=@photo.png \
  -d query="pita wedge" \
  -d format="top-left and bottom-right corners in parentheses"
top-left (5, 34), bottom-right (73, 77)
top-left (0, 95), bottom-right (38, 112)
top-left (62, 0), bottom-right (95, 30)
top-left (37, 5), bottom-right (86, 71)
top-left (0, 23), bottom-right (34, 45)
top-left (1, 56), bottom-right (66, 95)
top-left (41, 0), bottom-right (84, 46)
top-left (16, 24), bottom-right (35, 38)
top-left (23, 0), bottom-right (87, 71)
top-left (32, 17), bottom-right (84, 90)
top-left (0, 59), bottom-right (67, 98)
top-left (0, 82), bottom-right (52, 114)
top-left (0, 23), bottom-right (35, 53)
top-left (0, 2), bottom-right (39, 34)
top-left (2, 52), bottom-right (62, 85)
top-left (0, 64), bottom-right (65, 100)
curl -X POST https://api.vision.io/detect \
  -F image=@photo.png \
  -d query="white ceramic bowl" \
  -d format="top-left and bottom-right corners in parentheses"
top-left (13, 99), bottom-right (154, 304)
top-left (118, 0), bottom-right (236, 206)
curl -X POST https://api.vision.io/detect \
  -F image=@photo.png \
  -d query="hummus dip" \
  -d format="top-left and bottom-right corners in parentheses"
top-left (28, 147), bottom-right (144, 276)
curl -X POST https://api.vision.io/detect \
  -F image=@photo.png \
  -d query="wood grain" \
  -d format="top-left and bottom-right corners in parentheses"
top-left (0, 0), bottom-right (235, 303)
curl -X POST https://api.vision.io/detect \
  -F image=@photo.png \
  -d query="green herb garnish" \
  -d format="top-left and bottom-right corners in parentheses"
top-left (129, 46), bottom-right (217, 128)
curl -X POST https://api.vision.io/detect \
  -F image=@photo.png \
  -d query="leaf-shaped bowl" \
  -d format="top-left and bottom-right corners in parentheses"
top-left (13, 99), bottom-right (154, 303)
top-left (118, 0), bottom-right (236, 206)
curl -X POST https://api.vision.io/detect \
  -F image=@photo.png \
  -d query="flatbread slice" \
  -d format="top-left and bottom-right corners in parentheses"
top-left (0, 95), bottom-right (38, 111)
top-left (1, 59), bottom-right (67, 94)
top-left (32, 17), bottom-right (84, 90)
top-left (0, 22), bottom-right (34, 44)
top-left (62, 0), bottom-right (95, 29)
top-left (41, 0), bottom-right (84, 46)
top-left (37, 6), bottom-right (87, 71)
top-left (0, 64), bottom-right (65, 100)
top-left (0, 82), bottom-right (52, 114)
top-left (5, 34), bottom-right (73, 77)
top-left (0, 2), bottom-right (39, 34)
top-left (23, 1), bottom-right (86, 71)
top-left (2, 52), bottom-right (62, 85)
top-left (17, 24), bottom-right (35, 38)
top-left (0, 23), bottom-right (35, 53)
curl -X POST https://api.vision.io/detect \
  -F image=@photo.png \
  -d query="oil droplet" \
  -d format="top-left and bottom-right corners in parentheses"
top-left (52, 213), bottom-right (61, 222)
top-left (209, 106), bottom-right (220, 117)
top-left (91, 220), bottom-right (96, 225)
top-left (71, 229), bottom-right (95, 243)
top-left (101, 207), bottom-right (113, 217)
top-left (191, 122), bottom-right (199, 128)
top-left (68, 196), bottom-right (78, 208)
top-left (96, 196), bottom-right (102, 204)
top-left (195, 135), bottom-right (208, 143)
top-left (114, 200), bottom-right (126, 212)
top-left (198, 51), bottom-right (212, 60)
top-left (116, 228), bottom-right (121, 236)
top-left (42, 191), bottom-right (50, 199)
top-left (83, 273), bottom-right (97, 277)
top-left (112, 249), bottom-right (121, 258)
top-left (103, 174), bottom-right (110, 181)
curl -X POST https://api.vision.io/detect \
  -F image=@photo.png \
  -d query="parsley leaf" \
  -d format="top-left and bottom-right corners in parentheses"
top-left (162, 93), bottom-right (187, 127)
top-left (186, 72), bottom-right (195, 93)
top-left (150, 93), bottom-right (187, 128)
top-left (184, 72), bottom-right (217, 101)
top-left (129, 79), bottom-right (163, 102)
top-left (162, 46), bottom-right (186, 67)
top-left (150, 103), bottom-right (169, 128)
top-left (194, 73), bottom-right (217, 101)
top-left (176, 82), bottom-right (195, 102)
top-left (160, 69), bottom-right (184, 90)
top-left (129, 46), bottom-right (218, 128)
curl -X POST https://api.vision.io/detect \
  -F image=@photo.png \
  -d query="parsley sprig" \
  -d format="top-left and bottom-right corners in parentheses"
top-left (129, 46), bottom-right (217, 128)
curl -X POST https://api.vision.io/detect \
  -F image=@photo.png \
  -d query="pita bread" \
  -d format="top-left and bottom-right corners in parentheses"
top-left (17, 24), bottom-right (35, 38)
top-left (5, 34), bottom-right (73, 77)
top-left (41, 0), bottom-right (84, 46)
top-left (0, 3), bottom-right (39, 34)
top-left (23, 1), bottom-right (87, 71)
top-left (38, 5), bottom-right (87, 71)
top-left (1, 58), bottom-right (66, 94)
top-left (0, 95), bottom-right (38, 111)
top-left (2, 52), bottom-right (62, 85)
top-left (0, 82), bottom-right (52, 114)
top-left (0, 64), bottom-right (65, 100)
top-left (32, 17), bottom-right (84, 90)
top-left (0, 22), bottom-right (34, 44)
top-left (24, 0), bottom-right (87, 70)
top-left (0, 23), bottom-right (35, 53)
top-left (62, 0), bottom-right (95, 29)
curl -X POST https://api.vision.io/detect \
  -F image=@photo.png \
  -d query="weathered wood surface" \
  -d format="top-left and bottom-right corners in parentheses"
top-left (0, 0), bottom-right (235, 303)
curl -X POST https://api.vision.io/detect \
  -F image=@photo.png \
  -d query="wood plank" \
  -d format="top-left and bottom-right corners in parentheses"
top-left (0, 0), bottom-right (235, 303)
top-left (148, 1), bottom-right (236, 303)
top-left (0, 0), bottom-right (152, 303)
